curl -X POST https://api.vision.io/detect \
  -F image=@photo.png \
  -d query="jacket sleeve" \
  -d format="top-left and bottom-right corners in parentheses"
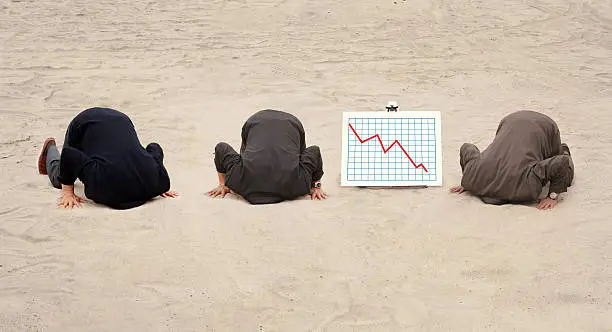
top-left (301, 145), bottom-right (323, 183)
top-left (534, 154), bottom-right (572, 195)
top-left (58, 146), bottom-right (93, 185)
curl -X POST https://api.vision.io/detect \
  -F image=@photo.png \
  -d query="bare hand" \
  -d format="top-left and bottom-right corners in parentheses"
top-left (537, 197), bottom-right (558, 210)
top-left (310, 188), bottom-right (328, 200)
top-left (450, 186), bottom-right (465, 194)
top-left (208, 185), bottom-right (231, 198)
top-left (58, 192), bottom-right (86, 209)
top-left (161, 191), bottom-right (179, 198)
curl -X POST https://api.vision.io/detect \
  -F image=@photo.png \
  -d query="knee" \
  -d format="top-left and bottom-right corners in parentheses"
top-left (460, 143), bottom-right (479, 170)
top-left (460, 143), bottom-right (477, 152)
top-left (146, 142), bottom-right (164, 161)
top-left (214, 142), bottom-right (231, 154)
top-left (146, 142), bottom-right (162, 151)
top-left (214, 142), bottom-right (229, 163)
top-left (307, 145), bottom-right (321, 154)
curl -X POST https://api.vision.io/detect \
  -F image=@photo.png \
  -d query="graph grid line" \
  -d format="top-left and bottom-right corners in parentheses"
top-left (346, 117), bottom-right (437, 182)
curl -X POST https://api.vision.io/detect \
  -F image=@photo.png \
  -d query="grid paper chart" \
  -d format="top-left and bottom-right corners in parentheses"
top-left (341, 111), bottom-right (442, 187)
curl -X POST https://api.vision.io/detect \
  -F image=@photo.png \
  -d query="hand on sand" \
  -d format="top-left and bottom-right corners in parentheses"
top-left (537, 197), bottom-right (558, 210)
top-left (310, 188), bottom-right (328, 200)
top-left (208, 185), bottom-right (231, 198)
top-left (58, 192), bottom-right (86, 209)
top-left (450, 186), bottom-right (465, 194)
top-left (161, 191), bottom-right (179, 198)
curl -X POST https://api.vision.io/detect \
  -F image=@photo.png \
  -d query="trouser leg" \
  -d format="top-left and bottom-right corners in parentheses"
top-left (561, 143), bottom-right (574, 187)
top-left (46, 144), bottom-right (62, 189)
top-left (214, 142), bottom-right (240, 173)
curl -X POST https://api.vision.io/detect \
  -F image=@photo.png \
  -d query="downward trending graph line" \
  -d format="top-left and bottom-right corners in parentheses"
top-left (348, 123), bottom-right (429, 172)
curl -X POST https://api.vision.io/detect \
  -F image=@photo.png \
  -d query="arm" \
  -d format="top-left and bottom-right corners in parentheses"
top-left (63, 115), bottom-right (85, 150)
top-left (208, 172), bottom-right (232, 198)
top-left (548, 155), bottom-right (572, 195)
top-left (57, 184), bottom-right (86, 209)
top-left (538, 154), bottom-right (571, 196)
top-left (58, 146), bottom-right (91, 186)
top-left (145, 143), bottom-right (179, 198)
top-left (217, 172), bottom-right (226, 186)
top-left (536, 154), bottom-right (571, 210)
top-left (55, 146), bottom-right (92, 208)
top-left (301, 145), bottom-right (323, 183)
top-left (300, 146), bottom-right (327, 200)
top-left (209, 143), bottom-right (240, 198)
top-left (450, 186), bottom-right (466, 194)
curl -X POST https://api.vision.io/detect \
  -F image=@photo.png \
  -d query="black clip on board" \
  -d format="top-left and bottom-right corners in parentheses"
top-left (386, 101), bottom-right (399, 112)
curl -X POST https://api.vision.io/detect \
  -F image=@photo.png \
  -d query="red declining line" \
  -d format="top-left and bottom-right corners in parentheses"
top-left (348, 123), bottom-right (429, 172)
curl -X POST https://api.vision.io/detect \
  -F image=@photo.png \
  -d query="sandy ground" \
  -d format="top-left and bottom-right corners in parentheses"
top-left (1, 0), bottom-right (612, 331)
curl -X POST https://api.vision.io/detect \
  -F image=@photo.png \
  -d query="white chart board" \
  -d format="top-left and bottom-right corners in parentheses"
top-left (340, 111), bottom-right (442, 187)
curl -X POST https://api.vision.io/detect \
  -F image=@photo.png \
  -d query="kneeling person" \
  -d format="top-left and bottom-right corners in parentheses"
top-left (208, 109), bottom-right (326, 204)
top-left (38, 107), bottom-right (178, 209)
top-left (451, 110), bottom-right (574, 210)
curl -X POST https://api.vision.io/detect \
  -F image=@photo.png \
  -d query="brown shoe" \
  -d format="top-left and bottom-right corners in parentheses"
top-left (38, 138), bottom-right (56, 175)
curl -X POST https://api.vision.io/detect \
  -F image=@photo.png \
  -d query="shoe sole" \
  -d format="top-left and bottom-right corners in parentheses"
top-left (38, 138), bottom-right (56, 175)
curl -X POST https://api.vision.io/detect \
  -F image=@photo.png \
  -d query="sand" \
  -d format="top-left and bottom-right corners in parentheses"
top-left (1, 0), bottom-right (611, 330)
